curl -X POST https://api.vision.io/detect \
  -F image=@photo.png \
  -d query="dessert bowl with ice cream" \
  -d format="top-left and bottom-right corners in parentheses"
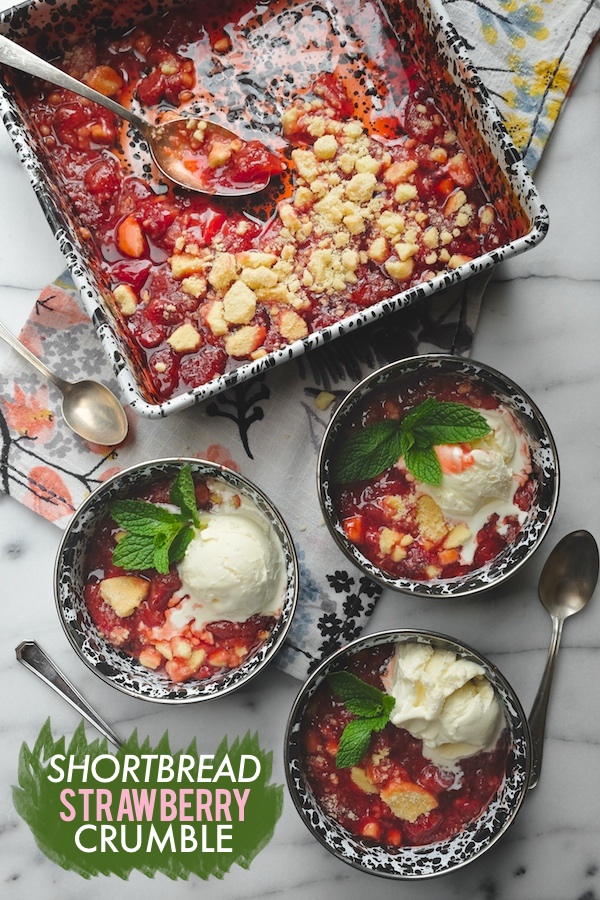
top-left (55, 459), bottom-right (298, 702)
top-left (318, 354), bottom-right (559, 597)
top-left (285, 629), bottom-right (531, 878)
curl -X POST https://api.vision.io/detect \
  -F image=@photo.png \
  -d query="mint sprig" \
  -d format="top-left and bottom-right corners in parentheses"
top-left (327, 671), bottom-right (395, 768)
top-left (111, 465), bottom-right (202, 574)
top-left (332, 398), bottom-right (491, 486)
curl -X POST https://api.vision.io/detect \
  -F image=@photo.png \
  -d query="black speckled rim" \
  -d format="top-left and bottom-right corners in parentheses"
top-left (0, 0), bottom-right (548, 417)
top-left (54, 458), bottom-right (299, 703)
top-left (318, 354), bottom-right (560, 598)
top-left (285, 629), bottom-right (532, 880)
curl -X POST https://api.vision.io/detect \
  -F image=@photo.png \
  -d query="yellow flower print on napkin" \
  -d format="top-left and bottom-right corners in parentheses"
top-left (460, 0), bottom-right (587, 167)
top-left (530, 58), bottom-right (571, 96)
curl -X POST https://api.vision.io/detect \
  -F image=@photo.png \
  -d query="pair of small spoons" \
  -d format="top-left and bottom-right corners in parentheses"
top-left (16, 531), bottom-right (599, 784)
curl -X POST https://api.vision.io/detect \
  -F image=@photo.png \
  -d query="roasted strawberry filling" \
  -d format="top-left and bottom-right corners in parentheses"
top-left (19, 0), bottom-right (514, 402)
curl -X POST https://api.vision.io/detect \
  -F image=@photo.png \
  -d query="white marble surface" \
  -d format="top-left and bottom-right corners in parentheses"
top-left (0, 22), bottom-right (598, 900)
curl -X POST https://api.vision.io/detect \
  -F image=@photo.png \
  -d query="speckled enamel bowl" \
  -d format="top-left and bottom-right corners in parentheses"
top-left (318, 354), bottom-right (559, 598)
top-left (285, 629), bottom-right (532, 879)
top-left (54, 458), bottom-right (298, 703)
top-left (0, 0), bottom-right (548, 417)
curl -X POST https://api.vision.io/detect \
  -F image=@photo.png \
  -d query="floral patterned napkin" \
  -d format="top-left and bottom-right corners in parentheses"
top-left (442, 0), bottom-right (598, 173)
top-left (0, 0), bottom-right (598, 680)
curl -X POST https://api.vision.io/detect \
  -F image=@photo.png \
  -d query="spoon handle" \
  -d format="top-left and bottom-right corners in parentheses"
top-left (0, 319), bottom-right (65, 389)
top-left (0, 34), bottom-right (149, 135)
top-left (16, 640), bottom-right (123, 749)
top-left (528, 615), bottom-right (564, 790)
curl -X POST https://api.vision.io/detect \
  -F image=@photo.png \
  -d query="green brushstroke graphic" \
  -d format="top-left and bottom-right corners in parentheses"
top-left (13, 720), bottom-right (283, 880)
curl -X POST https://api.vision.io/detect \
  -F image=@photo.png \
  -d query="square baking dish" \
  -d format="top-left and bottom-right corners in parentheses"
top-left (0, 0), bottom-right (548, 417)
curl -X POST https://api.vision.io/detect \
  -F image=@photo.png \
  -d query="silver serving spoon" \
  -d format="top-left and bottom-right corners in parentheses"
top-left (0, 320), bottom-right (128, 445)
top-left (528, 530), bottom-right (599, 789)
top-left (16, 641), bottom-right (123, 748)
top-left (0, 33), bottom-right (274, 196)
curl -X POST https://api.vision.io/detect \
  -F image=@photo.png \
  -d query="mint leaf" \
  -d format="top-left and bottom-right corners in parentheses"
top-left (344, 698), bottom-right (386, 717)
top-left (170, 465), bottom-right (200, 527)
top-left (112, 533), bottom-right (157, 570)
top-left (328, 671), bottom-right (387, 710)
top-left (112, 519), bottom-right (190, 574)
top-left (111, 499), bottom-right (185, 535)
top-left (336, 718), bottom-right (375, 768)
top-left (152, 530), bottom-right (174, 574)
top-left (336, 710), bottom-right (391, 767)
top-left (402, 400), bottom-right (490, 483)
top-left (401, 396), bottom-right (438, 431)
top-left (404, 445), bottom-right (443, 485)
top-left (169, 525), bottom-right (195, 564)
top-left (405, 398), bottom-right (491, 447)
top-left (368, 709), bottom-right (394, 733)
top-left (333, 420), bottom-right (403, 484)
top-left (399, 429), bottom-right (414, 457)
top-left (327, 671), bottom-right (395, 768)
top-left (382, 693), bottom-right (395, 718)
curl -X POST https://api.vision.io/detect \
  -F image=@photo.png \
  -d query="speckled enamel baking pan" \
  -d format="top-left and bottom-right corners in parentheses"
top-left (0, 0), bottom-right (548, 417)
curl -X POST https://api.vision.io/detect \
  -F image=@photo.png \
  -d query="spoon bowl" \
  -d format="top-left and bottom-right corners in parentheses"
top-left (0, 320), bottom-right (128, 445)
top-left (150, 117), bottom-right (281, 195)
top-left (60, 379), bottom-right (129, 445)
top-left (528, 530), bottom-right (599, 789)
top-left (538, 530), bottom-right (598, 618)
top-left (0, 33), bottom-right (278, 197)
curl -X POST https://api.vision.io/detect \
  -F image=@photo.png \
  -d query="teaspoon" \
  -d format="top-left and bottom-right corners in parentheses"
top-left (16, 640), bottom-right (123, 748)
top-left (0, 320), bottom-right (128, 445)
top-left (528, 530), bottom-right (599, 789)
top-left (15, 641), bottom-right (122, 747)
top-left (0, 33), bottom-right (277, 196)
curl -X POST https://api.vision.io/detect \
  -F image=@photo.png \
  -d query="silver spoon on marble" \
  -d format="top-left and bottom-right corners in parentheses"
top-left (528, 530), bottom-right (598, 789)
top-left (0, 320), bottom-right (128, 445)
top-left (0, 34), bottom-right (278, 197)
top-left (16, 641), bottom-right (123, 748)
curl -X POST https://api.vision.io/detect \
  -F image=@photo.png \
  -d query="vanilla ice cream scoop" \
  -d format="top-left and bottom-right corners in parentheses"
top-left (383, 642), bottom-right (504, 762)
top-left (421, 409), bottom-right (520, 518)
top-left (172, 489), bottom-right (285, 629)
